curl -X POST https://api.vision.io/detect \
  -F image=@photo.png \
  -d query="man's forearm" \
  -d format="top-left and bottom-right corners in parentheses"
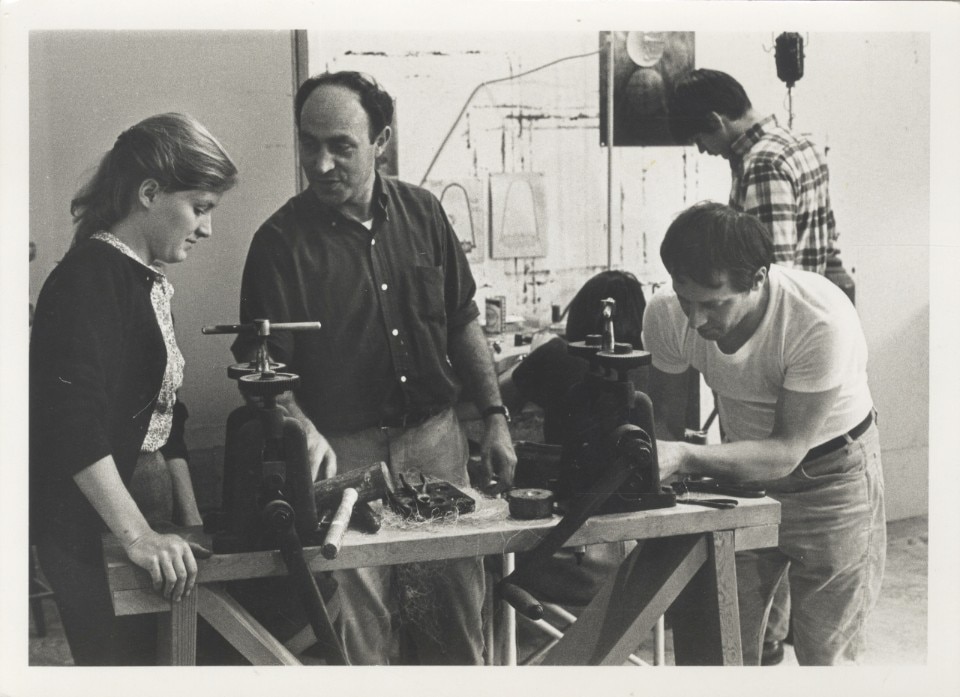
top-left (447, 319), bottom-right (503, 410)
top-left (672, 436), bottom-right (806, 482)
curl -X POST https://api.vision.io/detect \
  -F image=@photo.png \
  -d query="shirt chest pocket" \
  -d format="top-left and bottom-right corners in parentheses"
top-left (401, 264), bottom-right (445, 322)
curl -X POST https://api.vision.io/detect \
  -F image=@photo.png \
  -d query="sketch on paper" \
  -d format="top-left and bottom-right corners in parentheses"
top-left (424, 178), bottom-right (486, 263)
top-left (489, 173), bottom-right (548, 259)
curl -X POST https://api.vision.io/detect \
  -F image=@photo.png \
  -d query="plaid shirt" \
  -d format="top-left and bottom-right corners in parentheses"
top-left (729, 115), bottom-right (837, 274)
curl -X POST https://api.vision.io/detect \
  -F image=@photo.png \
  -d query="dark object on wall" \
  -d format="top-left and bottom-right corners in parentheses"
top-left (775, 32), bottom-right (805, 88)
top-left (599, 31), bottom-right (696, 146)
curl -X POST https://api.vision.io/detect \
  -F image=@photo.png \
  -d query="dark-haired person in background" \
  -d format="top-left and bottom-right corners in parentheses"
top-left (670, 68), bottom-right (851, 290)
top-left (643, 202), bottom-right (885, 665)
top-left (500, 270), bottom-right (648, 447)
top-left (30, 113), bottom-right (237, 665)
top-left (231, 71), bottom-right (516, 665)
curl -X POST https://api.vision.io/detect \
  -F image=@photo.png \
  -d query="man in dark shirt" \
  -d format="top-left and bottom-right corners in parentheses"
top-left (232, 71), bottom-right (516, 665)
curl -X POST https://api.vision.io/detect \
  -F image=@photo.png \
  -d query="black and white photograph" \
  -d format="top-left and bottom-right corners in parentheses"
top-left (2, 1), bottom-right (958, 695)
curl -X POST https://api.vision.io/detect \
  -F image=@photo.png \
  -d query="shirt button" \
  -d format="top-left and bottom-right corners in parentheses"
top-left (392, 329), bottom-right (399, 336)
top-left (381, 283), bottom-right (388, 291)
top-left (371, 238), bottom-right (376, 246)
top-left (400, 375), bottom-right (407, 383)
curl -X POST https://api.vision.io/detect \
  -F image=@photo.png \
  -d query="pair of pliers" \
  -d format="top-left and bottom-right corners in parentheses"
top-left (676, 497), bottom-right (738, 509)
top-left (399, 473), bottom-right (431, 506)
top-left (671, 478), bottom-right (766, 498)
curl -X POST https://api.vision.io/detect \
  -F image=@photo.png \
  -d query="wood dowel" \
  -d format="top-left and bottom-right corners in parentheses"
top-left (321, 488), bottom-right (358, 560)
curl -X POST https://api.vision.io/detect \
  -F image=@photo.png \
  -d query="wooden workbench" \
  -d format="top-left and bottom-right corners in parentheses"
top-left (103, 494), bottom-right (779, 666)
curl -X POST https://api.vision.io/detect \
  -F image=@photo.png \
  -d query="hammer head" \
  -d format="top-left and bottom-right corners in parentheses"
top-left (313, 461), bottom-right (394, 510)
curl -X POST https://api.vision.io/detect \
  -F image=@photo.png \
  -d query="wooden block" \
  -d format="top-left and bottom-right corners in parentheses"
top-left (112, 588), bottom-right (171, 616)
top-left (735, 523), bottom-right (779, 551)
top-left (283, 624), bottom-right (317, 656)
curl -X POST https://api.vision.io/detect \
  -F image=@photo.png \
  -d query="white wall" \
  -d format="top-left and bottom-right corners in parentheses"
top-left (29, 31), bottom-right (300, 449)
top-left (309, 31), bottom-right (930, 519)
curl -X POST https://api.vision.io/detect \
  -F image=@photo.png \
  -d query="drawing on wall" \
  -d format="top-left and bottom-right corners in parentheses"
top-left (489, 172), bottom-right (548, 259)
top-left (424, 178), bottom-right (486, 262)
top-left (599, 31), bottom-right (696, 146)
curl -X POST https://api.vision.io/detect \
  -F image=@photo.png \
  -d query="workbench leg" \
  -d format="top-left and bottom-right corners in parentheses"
top-left (667, 530), bottom-right (743, 665)
top-left (156, 591), bottom-right (198, 665)
top-left (538, 535), bottom-right (708, 665)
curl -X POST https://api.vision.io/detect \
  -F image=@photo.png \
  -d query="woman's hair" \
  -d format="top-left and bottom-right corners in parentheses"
top-left (564, 270), bottom-right (647, 349)
top-left (660, 201), bottom-right (773, 292)
top-left (70, 113), bottom-right (238, 245)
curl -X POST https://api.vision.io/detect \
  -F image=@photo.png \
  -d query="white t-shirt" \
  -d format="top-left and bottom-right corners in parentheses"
top-left (642, 265), bottom-right (873, 443)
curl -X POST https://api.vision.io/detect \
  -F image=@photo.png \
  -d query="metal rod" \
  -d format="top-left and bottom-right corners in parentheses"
top-left (503, 552), bottom-right (517, 666)
top-left (654, 615), bottom-right (665, 665)
top-left (606, 32), bottom-right (616, 271)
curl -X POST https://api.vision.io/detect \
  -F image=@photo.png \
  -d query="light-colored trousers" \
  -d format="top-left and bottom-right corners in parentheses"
top-left (325, 408), bottom-right (486, 665)
top-left (737, 421), bottom-right (886, 665)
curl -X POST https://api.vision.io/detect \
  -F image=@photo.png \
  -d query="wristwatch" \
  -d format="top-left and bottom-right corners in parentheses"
top-left (481, 405), bottom-right (511, 422)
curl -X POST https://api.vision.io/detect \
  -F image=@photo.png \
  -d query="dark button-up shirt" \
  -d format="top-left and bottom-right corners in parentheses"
top-left (232, 175), bottom-right (479, 433)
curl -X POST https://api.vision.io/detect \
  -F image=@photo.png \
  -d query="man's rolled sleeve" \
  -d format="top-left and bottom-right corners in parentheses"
top-left (435, 197), bottom-right (480, 330)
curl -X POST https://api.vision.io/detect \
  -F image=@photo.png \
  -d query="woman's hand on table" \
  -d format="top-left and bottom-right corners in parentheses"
top-left (124, 530), bottom-right (212, 602)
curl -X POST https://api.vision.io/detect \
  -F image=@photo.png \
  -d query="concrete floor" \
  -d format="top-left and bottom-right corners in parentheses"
top-left (28, 516), bottom-right (927, 666)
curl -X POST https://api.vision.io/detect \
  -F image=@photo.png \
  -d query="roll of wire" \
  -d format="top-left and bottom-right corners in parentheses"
top-left (507, 488), bottom-right (556, 520)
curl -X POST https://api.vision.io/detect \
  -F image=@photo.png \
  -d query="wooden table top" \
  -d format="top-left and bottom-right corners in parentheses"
top-left (104, 493), bottom-right (779, 615)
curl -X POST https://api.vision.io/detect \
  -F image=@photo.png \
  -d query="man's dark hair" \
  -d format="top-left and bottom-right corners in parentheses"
top-left (661, 201), bottom-right (773, 292)
top-left (669, 69), bottom-right (752, 143)
top-left (294, 71), bottom-right (395, 141)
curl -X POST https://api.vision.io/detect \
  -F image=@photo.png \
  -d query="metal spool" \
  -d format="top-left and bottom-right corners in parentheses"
top-left (237, 371), bottom-right (300, 396)
top-left (227, 360), bottom-right (286, 379)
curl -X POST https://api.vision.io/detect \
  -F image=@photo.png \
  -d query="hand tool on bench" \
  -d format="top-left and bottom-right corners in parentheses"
top-left (676, 497), bottom-right (739, 510)
top-left (314, 461), bottom-right (395, 558)
top-left (671, 478), bottom-right (766, 498)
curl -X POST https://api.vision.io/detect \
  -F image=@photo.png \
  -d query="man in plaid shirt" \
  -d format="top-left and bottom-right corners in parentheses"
top-left (670, 68), bottom-right (842, 277)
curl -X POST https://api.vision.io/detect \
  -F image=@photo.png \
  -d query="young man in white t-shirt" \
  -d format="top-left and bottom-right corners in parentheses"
top-left (643, 201), bottom-right (885, 665)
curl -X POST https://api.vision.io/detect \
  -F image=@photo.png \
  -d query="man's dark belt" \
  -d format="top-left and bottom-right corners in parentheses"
top-left (378, 405), bottom-right (447, 429)
top-left (800, 411), bottom-right (874, 464)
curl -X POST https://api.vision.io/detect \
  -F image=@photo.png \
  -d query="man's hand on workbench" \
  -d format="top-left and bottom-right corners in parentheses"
top-left (306, 424), bottom-right (338, 481)
top-left (480, 415), bottom-right (517, 493)
top-left (656, 439), bottom-right (687, 481)
top-left (124, 530), bottom-right (212, 602)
